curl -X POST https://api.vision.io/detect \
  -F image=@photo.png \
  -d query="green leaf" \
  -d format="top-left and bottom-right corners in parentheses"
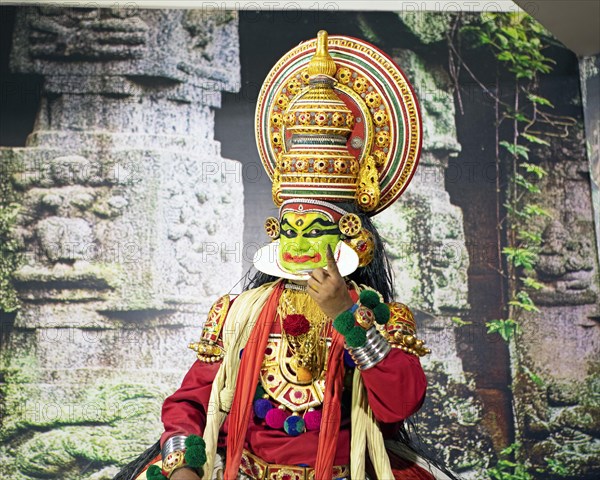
top-left (520, 163), bottom-right (548, 179)
top-left (517, 230), bottom-right (543, 244)
top-left (503, 247), bottom-right (538, 270)
top-left (520, 205), bottom-right (548, 219)
top-left (523, 204), bottom-right (550, 217)
top-left (479, 33), bottom-right (492, 45)
top-left (538, 64), bottom-right (552, 74)
top-left (527, 93), bottom-right (554, 108)
top-left (459, 26), bottom-right (480, 35)
top-left (511, 209), bottom-right (525, 219)
top-left (513, 113), bottom-right (530, 122)
top-left (522, 277), bottom-right (544, 290)
top-left (500, 443), bottom-right (521, 456)
top-left (497, 51), bottom-right (514, 62)
top-left (495, 33), bottom-right (509, 47)
top-left (522, 133), bottom-right (551, 146)
top-left (502, 26), bottom-right (519, 40)
top-left (529, 22), bottom-right (544, 34)
top-left (522, 365), bottom-right (545, 387)
top-left (516, 71), bottom-right (535, 80)
top-left (516, 290), bottom-right (535, 303)
top-left (503, 201), bottom-right (516, 215)
top-left (451, 316), bottom-right (472, 327)
top-left (509, 291), bottom-right (540, 312)
top-left (486, 319), bottom-right (520, 341)
top-left (515, 173), bottom-right (541, 193)
top-left (500, 141), bottom-right (529, 160)
top-left (481, 12), bottom-right (497, 24)
top-left (509, 299), bottom-right (537, 311)
top-left (545, 458), bottom-right (569, 476)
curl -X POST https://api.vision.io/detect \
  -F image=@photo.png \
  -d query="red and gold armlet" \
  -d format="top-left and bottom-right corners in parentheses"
top-left (188, 294), bottom-right (230, 363)
top-left (377, 302), bottom-right (431, 357)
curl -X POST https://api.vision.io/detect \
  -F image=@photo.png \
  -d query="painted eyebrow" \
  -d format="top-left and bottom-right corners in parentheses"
top-left (280, 217), bottom-right (336, 231)
top-left (280, 218), bottom-right (294, 229)
top-left (304, 218), bottom-right (337, 230)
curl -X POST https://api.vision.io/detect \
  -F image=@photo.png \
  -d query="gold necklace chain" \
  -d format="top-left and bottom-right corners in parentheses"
top-left (277, 288), bottom-right (329, 383)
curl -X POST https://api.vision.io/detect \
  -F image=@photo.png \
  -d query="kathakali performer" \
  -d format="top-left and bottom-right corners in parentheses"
top-left (122, 30), bottom-right (457, 480)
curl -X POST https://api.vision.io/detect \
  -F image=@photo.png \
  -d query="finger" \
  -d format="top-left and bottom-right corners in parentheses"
top-left (326, 244), bottom-right (340, 276)
top-left (306, 286), bottom-right (319, 302)
top-left (307, 278), bottom-right (320, 294)
top-left (310, 268), bottom-right (327, 283)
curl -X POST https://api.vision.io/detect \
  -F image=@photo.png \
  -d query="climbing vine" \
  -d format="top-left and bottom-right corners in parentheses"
top-left (472, 13), bottom-right (552, 343)
top-left (447, 11), bottom-right (575, 480)
top-left (448, 12), bottom-right (575, 341)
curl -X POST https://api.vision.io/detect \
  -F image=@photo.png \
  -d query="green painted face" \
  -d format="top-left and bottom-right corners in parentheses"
top-left (278, 211), bottom-right (341, 273)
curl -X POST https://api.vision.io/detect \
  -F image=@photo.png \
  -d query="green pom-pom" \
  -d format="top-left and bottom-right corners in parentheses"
top-left (146, 465), bottom-right (167, 480)
top-left (254, 383), bottom-right (267, 400)
top-left (184, 435), bottom-right (206, 468)
top-left (359, 290), bottom-right (380, 309)
top-left (333, 310), bottom-right (355, 335)
top-left (185, 434), bottom-right (205, 448)
top-left (345, 326), bottom-right (367, 348)
top-left (185, 445), bottom-right (207, 468)
top-left (373, 303), bottom-right (390, 325)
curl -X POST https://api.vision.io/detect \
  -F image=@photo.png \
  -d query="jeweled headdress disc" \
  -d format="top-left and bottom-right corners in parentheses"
top-left (255, 32), bottom-right (422, 215)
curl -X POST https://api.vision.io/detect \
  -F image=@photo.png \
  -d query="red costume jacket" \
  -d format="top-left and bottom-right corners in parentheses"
top-left (160, 304), bottom-right (427, 468)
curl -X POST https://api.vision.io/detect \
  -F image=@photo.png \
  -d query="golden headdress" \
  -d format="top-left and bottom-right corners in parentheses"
top-left (255, 30), bottom-right (422, 215)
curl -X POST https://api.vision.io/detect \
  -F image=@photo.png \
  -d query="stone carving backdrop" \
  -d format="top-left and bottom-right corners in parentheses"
top-left (0, 7), bottom-right (598, 480)
top-left (0, 6), bottom-right (242, 479)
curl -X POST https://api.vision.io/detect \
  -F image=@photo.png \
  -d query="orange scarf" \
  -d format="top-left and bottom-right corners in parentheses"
top-left (224, 282), bottom-right (284, 479)
top-left (224, 284), bottom-right (356, 480)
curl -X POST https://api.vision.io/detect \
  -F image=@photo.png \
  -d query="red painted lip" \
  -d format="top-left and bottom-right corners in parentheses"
top-left (282, 252), bottom-right (322, 263)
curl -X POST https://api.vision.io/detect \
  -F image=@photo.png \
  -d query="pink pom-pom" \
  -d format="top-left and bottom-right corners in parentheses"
top-left (304, 409), bottom-right (322, 431)
top-left (265, 407), bottom-right (288, 429)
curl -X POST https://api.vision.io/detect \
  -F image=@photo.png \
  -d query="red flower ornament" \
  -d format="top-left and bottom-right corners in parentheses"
top-left (283, 314), bottom-right (310, 337)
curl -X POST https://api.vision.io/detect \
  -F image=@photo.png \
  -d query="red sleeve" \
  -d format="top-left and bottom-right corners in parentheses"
top-left (160, 360), bottom-right (221, 446)
top-left (360, 348), bottom-right (427, 423)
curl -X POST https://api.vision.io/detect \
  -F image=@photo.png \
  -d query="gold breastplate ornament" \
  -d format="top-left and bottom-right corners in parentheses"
top-left (260, 335), bottom-right (329, 412)
top-left (253, 286), bottom-right (331, 435)
top-left (259, 286), bottom-right (331, 413)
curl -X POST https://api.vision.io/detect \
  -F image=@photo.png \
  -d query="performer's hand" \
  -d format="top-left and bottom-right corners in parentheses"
top-left (307, 245), bottom-right (354, 319)
top-left (171, 467), bottom-right (201, 480)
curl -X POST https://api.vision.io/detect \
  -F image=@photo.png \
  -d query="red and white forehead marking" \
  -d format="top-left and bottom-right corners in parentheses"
top-left (279, 199), bottom-right (347, 223)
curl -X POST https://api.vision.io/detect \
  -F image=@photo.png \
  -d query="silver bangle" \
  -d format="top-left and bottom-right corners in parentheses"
top-left (346, 326), bottom-right (391, 370)
top-left (162, 434), bottom-right (187, 460)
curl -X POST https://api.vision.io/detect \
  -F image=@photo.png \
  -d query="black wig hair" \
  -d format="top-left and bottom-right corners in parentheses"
top-left (112, 441), bottom-right (159, 480)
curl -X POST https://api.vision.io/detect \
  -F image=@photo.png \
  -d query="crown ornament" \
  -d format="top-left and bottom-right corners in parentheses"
top-left (275, 31), bottom-right (362, 207)
top-left (256, 30), bottom-right (422, 216)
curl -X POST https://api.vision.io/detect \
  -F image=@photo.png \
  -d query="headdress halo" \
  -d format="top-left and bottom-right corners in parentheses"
top-left (255, 30), bottom-right (422, 215)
